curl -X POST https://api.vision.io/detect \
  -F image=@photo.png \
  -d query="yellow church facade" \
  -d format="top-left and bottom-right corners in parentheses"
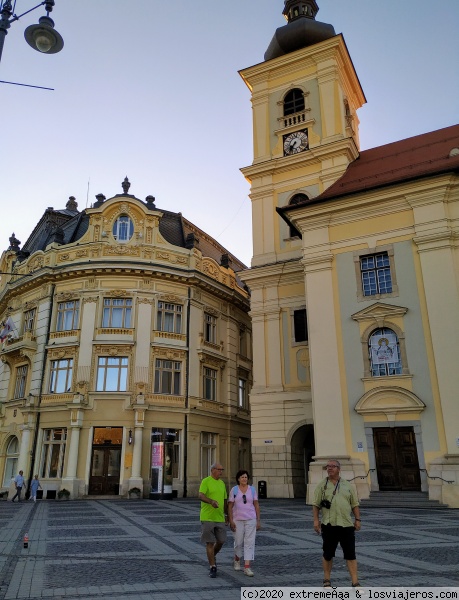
top-left (0, 183), bottom-right (252, 499)
top-left (239, 1), bottom-right (459, 506)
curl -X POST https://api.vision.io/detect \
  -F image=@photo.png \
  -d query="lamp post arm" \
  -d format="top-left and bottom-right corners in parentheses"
top-left (0, 0), bottom-right (50, 63)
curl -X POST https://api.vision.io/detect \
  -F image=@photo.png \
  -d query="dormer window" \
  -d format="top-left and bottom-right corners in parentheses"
top-left (284, 89), bottom-right (305, 116)
top-left (113, 215), bottom-right (134, 242)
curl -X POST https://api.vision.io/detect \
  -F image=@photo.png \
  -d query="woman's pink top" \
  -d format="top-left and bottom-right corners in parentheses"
top-left (228, 485), bottom-right (258, 520)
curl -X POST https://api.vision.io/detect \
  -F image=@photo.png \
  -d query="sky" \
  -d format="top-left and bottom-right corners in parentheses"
top-left (1, 0), bottom-right (458, 268)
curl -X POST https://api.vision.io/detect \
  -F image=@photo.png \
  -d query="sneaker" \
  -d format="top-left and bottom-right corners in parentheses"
top-left (209, 566), bottom-right (217, 578)
top-left (233, 560), bottom-right (241, 571)
top-left (244, 567), bottom-right (254, 577)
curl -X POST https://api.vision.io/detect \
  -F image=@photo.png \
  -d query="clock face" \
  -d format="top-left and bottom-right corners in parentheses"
top-left (283, 129), bottom-right (309, 156)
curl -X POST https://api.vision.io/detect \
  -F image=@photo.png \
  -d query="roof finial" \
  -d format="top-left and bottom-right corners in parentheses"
top-left (122, 176), bottom-right (131, 194)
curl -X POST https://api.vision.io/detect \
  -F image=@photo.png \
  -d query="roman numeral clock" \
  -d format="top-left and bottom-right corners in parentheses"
top-left (283, 129), bottom-right (309, 155)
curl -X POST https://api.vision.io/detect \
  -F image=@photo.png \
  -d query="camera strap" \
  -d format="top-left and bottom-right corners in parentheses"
top-left (322, 477), bottom-right (341, 504)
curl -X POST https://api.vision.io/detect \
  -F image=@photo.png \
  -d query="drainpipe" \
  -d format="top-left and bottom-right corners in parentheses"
top-left (183, 286), bottom-right (191, 498)
top-left (26, 283), bottom-right (55, 497)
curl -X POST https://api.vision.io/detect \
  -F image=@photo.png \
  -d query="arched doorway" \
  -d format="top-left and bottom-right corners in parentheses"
top-left (290, 425), bottom-right (315, 498)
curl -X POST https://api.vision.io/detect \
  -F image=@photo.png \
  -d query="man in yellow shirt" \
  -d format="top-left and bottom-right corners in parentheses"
top-left (199, 463), bottom-right (228, 578)
top-left (312, 460), bottom-right (361, 587)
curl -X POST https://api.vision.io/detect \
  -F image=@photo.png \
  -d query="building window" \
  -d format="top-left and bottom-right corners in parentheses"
top-left (360, 252), bottom-right (393, 296)
top-left (40, 428), bottom-right (67, 478)
top-left (204, 313), bottom-right (217, 344)
top-left (112, 215), bottom-right (134, 242)
top-left (56, 300), bottom-right (79, 331)
top-left (157, 302), bottom-right (182, 333)
top-left (293, 309), bottom-right (308, 343)
top-left (203, 367), bottom-right (217, 401)
top-left (201, 432), bottom-right (217, 478)
top-left (368, 328), bottom-right (402, 377)
top-left (49, 359), bottom-right (73, 393)
top-left (238, 377), bottom-right (248, 409)
top-left (102, 298), bottom-right (132, 328)
top-left (154, 359), bottom-right (181, 395)
top-left (3, 437), bottom-right (19, 487)
top-left (287, 194), bottom-right (307, 238)
top-left (14, 365), bottom-right (28, 399)
top-left (96, 357), bottom-right (128, 391)
top-left (284, 88), bottom-right (305, 116)
top-left (23, 308), bottom-right (36, 334)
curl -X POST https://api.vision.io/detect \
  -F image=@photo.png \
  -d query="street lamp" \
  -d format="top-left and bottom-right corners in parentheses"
top-left (0, 0), bottom-right (64, 64)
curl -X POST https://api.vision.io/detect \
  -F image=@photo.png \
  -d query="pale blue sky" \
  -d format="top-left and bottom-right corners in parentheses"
top-left (1, 0), bottom-right (458, 267)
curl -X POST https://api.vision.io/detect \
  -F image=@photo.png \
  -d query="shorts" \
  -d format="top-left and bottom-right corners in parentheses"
top-left (321, 524), bottom-right (356, 561)
top-left (201, 521), bottom-right (227, 544)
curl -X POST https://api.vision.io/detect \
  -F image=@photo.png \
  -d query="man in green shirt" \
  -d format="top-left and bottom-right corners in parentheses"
top-left (312, 459), bottom-right (361, 587)
top-left (199, 463), bottom-right (228, 578)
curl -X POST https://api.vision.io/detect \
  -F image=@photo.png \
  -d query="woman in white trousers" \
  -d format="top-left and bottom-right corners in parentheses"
top-left (228, 470), bottom-right (261, 577)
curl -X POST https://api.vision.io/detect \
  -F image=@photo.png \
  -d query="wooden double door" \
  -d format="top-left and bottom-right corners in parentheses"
top-left (373, 427), bottom-right (421, 491)
top-left (88, 446), bottom-right (121, 495)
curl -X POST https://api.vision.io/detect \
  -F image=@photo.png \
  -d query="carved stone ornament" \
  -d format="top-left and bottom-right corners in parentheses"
top-left (105, 290), bottom-right (128, 298)
top-left (82, 297), bottom-right (99, 304)
top-left (104, 246), bottom-right (140, 257)
top-left (137, 297), bottom-right (154, 305)
top-left (76, 380), bottom-right (89, 394)
top-left (93, 345), bottom-right (133, 356)
top-left (204, 306), bottom-right (219, 317)
top-left (55, 292), bottom-right (78, 302)
top-left (27, 256), bottom-right (44, 272)
top-left (151, 347), bottom-right (186, 360)
top-left (202, 259), bottom-right (220, 279)
top-left (49, 348), bottom-right (75, 360)
top-left (159, 294), bottom-right (181, 303)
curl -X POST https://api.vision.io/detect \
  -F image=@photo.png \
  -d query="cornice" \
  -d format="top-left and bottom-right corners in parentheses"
top-left (241, 137), bottom-right (359, 182)
top-left (239, 35), bottom-right (364, 105)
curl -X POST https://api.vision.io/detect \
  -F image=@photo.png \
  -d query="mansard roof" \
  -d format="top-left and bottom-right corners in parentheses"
top-left (13, 185), bottom-right (247, 273)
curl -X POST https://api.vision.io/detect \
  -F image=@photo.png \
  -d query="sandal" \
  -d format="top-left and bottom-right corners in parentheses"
top-left (323, 580), bottom-right (332, 588)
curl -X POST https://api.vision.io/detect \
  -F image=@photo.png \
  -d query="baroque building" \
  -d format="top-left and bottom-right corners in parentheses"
top-left (0, 180), bottom-right (252, 499)
top-left (239, 1), bottom-right (459, 506)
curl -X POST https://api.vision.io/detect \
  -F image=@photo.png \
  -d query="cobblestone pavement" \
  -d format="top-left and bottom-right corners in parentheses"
top-left (0, 498), bottom-right (458, 599)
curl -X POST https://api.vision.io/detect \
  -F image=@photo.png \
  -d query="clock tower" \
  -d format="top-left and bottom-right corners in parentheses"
top-left (239, 2), bottom-right (366, 498)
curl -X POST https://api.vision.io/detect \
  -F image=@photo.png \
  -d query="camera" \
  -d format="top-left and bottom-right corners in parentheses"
top-left (320, 499), bottom-right (331, 509)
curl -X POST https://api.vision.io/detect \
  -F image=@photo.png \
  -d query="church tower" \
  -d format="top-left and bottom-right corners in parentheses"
top-left (239, 2), bottom-right (366, 498)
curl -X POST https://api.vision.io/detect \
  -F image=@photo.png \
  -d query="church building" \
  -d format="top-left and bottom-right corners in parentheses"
top-left (239, 0), bottom-right (459, 506)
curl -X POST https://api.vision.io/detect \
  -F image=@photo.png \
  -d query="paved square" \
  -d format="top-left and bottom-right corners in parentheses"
top-left (0, 499), bottom-right (458, 599)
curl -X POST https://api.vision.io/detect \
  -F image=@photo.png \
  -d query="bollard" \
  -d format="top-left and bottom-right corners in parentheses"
top-left (23, 533), bottom-right (29, 548)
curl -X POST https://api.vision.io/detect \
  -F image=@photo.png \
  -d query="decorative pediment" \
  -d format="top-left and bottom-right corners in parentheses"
top-left (197, 350), bottom-right (227, 370)
top-left (355, 386), bottom-right (425, 419)
top-left (352, 302), bottom-right (408, 324)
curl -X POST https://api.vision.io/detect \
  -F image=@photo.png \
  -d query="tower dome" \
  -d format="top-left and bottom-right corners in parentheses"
top-left (264, 0), bottom-right (335, 61)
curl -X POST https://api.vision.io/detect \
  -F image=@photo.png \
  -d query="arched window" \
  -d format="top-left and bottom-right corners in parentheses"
top-left (287, 194), bottom-right (308, 238)
top-left (284, 89), bottom-right (305, 116)
top-left (368, 328), bottom-right (402, 377)
top-left (3, 437), bottom-right (19, 487)
top-left (112, 215), bottom-right (134, 242)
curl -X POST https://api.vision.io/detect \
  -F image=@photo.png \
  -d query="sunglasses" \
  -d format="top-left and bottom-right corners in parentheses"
top-left (242, 494), bottom-right (247, 504)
